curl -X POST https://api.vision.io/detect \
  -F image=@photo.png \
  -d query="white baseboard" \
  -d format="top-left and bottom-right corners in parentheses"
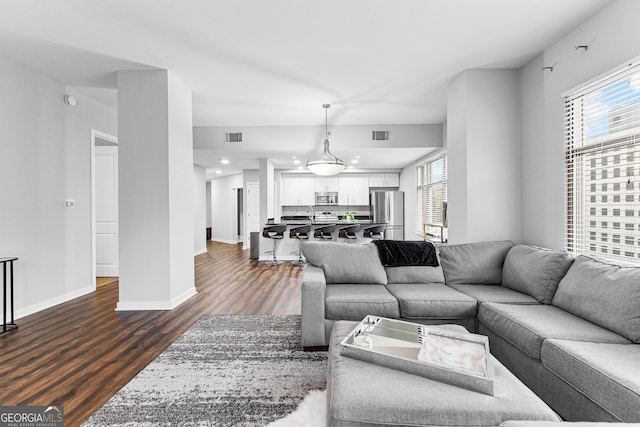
top-left (194, 247), bottom-right (208, 256)
top-left (15, 285), bottom-right (95, 320)
top-left (115, 286), bottom-right (198, 311)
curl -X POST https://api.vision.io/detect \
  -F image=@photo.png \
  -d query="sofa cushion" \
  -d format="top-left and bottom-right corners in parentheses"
top-left (502, 244), bottom-right (574, 303)
top-left (325, 284), bottom-right (399, 320)
top-left (385, 265), bottom-right (445, 284)
top-left (479, 303), bottom-right (630, 361)
top-left (552, 255), bottom-right (640, 343)
top-left (542, 339), bottom-right (640, 422)
top-left (302, 241), bottom-right (387, 285)
top-left (447, 283), bottom-right (539, 305)
top-left (438, 241), bottom-right (513, 285)
top-left (386, 283), bottom-right (477, 319)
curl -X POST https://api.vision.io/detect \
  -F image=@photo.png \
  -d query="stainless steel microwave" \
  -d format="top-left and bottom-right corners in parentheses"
top-left (316, 192), bottom-right (338, 205)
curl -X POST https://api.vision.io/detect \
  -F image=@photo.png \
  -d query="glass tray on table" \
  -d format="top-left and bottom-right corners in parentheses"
top-left (339, 315), bottom-right (493, 395)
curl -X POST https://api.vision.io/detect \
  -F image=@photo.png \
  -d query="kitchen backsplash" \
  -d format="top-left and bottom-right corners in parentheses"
top-left (282, 205), bottom-right (370, 217)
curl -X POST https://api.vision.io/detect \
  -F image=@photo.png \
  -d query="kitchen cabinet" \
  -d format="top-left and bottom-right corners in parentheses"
top-left (369, 173), bottom-right (400, 188)
top-left (281, 174), bottom-right (315, 206)
top-left (338, 175), bottom-right (370, 205)
top-left (315, 176), bottom-right (339, 192)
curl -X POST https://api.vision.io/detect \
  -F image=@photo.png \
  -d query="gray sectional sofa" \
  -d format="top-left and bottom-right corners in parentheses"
top-left (300, 240), bottom-right (640, 423)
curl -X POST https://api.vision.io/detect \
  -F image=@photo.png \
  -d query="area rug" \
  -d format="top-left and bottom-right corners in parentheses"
top-left (82, 315), bottom-right (327, 426)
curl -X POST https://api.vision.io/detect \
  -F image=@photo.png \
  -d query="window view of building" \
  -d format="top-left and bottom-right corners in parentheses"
top-left (566, 68), bottom-right (640, 263)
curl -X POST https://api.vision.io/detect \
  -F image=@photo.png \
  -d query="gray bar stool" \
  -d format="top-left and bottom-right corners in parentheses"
top-left (338, 224), bottom-right (361, 243)
top-left (363, 224), bottom-right (385, 240)
top-left (289, 225), bottom-right (311, 265)
top-left (313, 224), bottom-right (336, 240)
top-left (262, 225), bottom-right (287, 265)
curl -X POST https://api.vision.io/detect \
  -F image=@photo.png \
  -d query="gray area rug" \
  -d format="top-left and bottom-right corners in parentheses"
top-left (82, 315), bottom-right (327, 426)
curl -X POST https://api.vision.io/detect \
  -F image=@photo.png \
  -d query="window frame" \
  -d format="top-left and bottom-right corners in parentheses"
top-left (564, 60), bottom-right (640, 264)
top-left (416, 152), bottom-right (448, 239)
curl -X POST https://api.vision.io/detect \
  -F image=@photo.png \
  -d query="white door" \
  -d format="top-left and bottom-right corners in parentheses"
top-left (247, 182), bottom-right (260, 247)
top-left (95, 146), bottom-right (119, 276)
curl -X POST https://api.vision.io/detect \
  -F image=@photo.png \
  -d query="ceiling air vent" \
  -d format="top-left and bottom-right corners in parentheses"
top-left (225, 132), bottom-right (243, 143)
top-left (371, 131), bottom-right (389, 141)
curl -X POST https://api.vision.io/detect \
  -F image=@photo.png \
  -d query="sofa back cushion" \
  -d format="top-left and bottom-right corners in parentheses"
top-left (502, 244), bottom-right (574, 303)
top-left (438, 241), bottom-right (513, 285)
top-left (301, 241), bottom-right (387, 285)
top-left (552, 255), bottom-right (640, 343)
top-left (385, 265), bottom-right (445, 284)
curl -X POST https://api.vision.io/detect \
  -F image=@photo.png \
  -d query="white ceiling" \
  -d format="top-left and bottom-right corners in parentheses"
top-left (0, 0), bottom-right (612, 174)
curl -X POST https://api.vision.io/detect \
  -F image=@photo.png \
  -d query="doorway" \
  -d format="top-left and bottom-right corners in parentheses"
top-left (91, 129), bottom-right (119, 288)
top-left (246, 182), bottom-right (260, 248)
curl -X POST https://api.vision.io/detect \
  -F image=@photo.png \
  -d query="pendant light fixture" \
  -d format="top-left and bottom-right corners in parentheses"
top-left (306, 104), bottom-right (346, 176)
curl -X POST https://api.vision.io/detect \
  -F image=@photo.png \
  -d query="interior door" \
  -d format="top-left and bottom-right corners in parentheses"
top-left (246, 182), bottom-right (260, 247)
top-left (95, 146), bottom-right (119, 276)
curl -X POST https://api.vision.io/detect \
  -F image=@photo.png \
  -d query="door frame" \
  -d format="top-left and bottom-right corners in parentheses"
top-left (90, 129), bottom-right (119, 288)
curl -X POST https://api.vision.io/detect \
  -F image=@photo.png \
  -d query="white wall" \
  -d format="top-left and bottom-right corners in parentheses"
top-left (0, 56), bottom-right (117, 318)
top-left (194, 124), bottom-right (443, 151)
top-left (521, 0), bottom-right (640, 250)
top-left (211, 173), bottom-right (243, 243)
top-left (193, 165), bottom-right (207, 255)
top-left (117, 70), bottom-right (195, 310)
top-left (447, 69), bottom-right (522, 244)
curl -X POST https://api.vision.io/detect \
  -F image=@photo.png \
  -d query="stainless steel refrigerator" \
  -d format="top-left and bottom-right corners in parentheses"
top-left (370, 190), bottom-right (404, 240)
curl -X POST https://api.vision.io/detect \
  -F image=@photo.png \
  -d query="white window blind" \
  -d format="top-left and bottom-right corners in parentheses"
top-left (565, 63), bottom-right (640, 263)
top-left (416, 153), bottom-right (447, 237)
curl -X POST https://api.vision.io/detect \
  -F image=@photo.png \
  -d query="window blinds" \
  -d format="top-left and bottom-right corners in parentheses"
top-left (565, 63), bottom-right (640, 263)
top-left (416, 153), bottom-right (447, 237)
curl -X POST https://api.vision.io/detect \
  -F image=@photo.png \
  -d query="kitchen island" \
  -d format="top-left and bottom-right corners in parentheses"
top-left (260, 220), bottom-right (386, 262)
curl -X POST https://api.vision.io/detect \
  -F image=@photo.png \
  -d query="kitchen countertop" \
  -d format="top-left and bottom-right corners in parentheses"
top-left (266, 220), bottom-right (379, 226)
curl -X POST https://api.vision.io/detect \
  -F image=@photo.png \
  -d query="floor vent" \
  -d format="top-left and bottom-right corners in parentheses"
top-left (371, 130), bottom-right (389, 141)
top-left (225, 132), bottom-right (243, 143)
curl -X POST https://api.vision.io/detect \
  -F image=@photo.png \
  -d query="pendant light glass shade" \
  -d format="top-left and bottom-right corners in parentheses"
top-left (306, 104), bottom-right (346, 176)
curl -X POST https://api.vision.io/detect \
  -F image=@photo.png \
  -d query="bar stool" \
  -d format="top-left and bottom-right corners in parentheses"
top-left (313, 224), bottom-right (336, 240)
top-left (262, 225), bottom-right (287, 265)
top-left (363, 224), bottom-right (385, 240)
top-left (338, 224), bottom-right (361, 243)
top-left (289, 225), bottom-right (311, 265)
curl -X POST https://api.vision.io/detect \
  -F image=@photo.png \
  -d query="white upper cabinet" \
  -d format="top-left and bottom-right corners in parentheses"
top-left (369, 172), bottom-right (400, 188)
top-left (314, 176), bottom-right (339, 192)
top-left (281, 174), bottom-right (315, 206)
top-left (338, 175), bottom-right (370, 206)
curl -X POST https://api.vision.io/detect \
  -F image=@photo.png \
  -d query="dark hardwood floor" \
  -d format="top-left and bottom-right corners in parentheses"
top-left (0, 241), bottom-right (303, 427)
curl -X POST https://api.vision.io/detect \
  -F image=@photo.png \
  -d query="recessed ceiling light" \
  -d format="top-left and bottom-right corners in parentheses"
top-left (291, 156), bottom-right (297, 159)
top-left (220, 158), bottom-right (230, 164)
top-left (351, 159), bottom-right (359, 164)
top-left (297, 166), bottom-right (304, 170)
top-left (356, 156), bottom-right (360, 159)
top-left (347, 165), bottom-right (354, 169)
top-left (293, 159), bottom-right (301, 164)
top-left (215, 170), bottom-right (222, 174)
